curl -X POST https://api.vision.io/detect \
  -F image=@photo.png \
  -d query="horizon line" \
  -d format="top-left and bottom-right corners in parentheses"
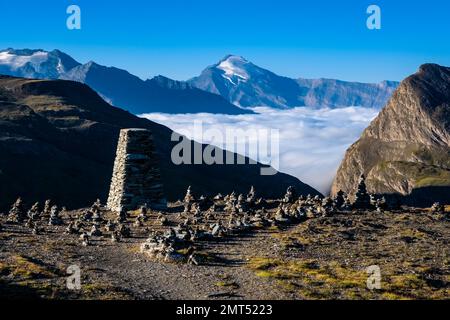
top-left (0, 46), bottom-right (405, 84)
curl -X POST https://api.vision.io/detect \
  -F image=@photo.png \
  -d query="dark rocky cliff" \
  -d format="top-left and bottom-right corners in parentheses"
top-left (331, 64), bottom-right (450, 206)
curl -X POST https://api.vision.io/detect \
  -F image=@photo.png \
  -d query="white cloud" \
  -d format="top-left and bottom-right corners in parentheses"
top-left (140, 106), bottom-right (378, 195)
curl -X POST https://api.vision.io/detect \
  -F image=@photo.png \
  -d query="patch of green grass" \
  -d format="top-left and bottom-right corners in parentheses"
top-left (415, 175), bottom-right (450, 188)
top-left (381, 292), bottom-right (409, 300)
top-left (387, 274), bottom-right (426, 291)
top-left (0, 256), bottom-right (65, 299)
top-left (248, 257), bottom-right (369, 298)
top-left (247, 257), bottom-right (447, 300)
top-left (268, 226), bottom-right (280, 232)
top-left (2, 255), bottom-right (57, 280)
top-left (248, 257), bottom-right (283, 271)
top-left (176, 248), bottom-right (191, 255)
top-left (371, 160), bottom-right (450, 189)
top-left (215, 281), bottom-right (240, 289)
top-left (82, 283), bottom-right (133, 300)
top-left (247, 209), bottom-right (449, 300)
top-left (398, 228), bottom-right (427, 242)
top-left (275, 233), bottom-right (311, 246)
top-left (255, 270), bottom-right (276, 278)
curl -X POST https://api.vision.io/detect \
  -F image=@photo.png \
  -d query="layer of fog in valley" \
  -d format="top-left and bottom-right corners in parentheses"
top-left (141, 106), bottom-right (379, 194)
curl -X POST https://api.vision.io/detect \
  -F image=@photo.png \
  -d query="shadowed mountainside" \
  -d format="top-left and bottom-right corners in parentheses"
top-left (0, 75), bottom-right (320, 210)
top-left (60, 62), bottom-right (253, 115)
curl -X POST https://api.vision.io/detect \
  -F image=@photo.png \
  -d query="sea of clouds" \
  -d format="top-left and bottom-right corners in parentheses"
top-left (141, 106), bottom-right (379, 195)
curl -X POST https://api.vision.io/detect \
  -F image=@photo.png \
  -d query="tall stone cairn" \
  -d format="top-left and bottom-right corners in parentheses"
top-left (352, 174), bottom-right (371, 209)
top-left (107, 129), bottom-right (167, 213)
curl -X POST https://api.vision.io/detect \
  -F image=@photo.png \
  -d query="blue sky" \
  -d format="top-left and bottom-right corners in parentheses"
top-left (1, 0), bottom-right (449, 82)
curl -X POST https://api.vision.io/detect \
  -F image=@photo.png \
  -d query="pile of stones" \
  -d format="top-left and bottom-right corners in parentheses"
top-left (69, 200), bottom-right (134, 246)
top-left (2, 198), bottom-right (62, 234)
top-left (431, 202), bottom-right (445, 215)
top-left (375, 197), bottom-right (387, 213)
top-left (48, 206), bottom-right (63, 226)
top-left (27, 202), bottom-right (41, 221)
top-left (140, 228), bottom-right (194, 263)
top-left (352, 175), bottom-right (372, 209)
top-left (138, 176), bottom-right (400, 262)
top-left (4, 169), bottom-right (447, 269)
top-left (283, 186), bottom-right (297, 204)
top-left (7, 198), bottom-right (26, 223)
top-left (173, 186), bottom-right (322, 241)
top-left (42, 200), bottom-right (52, 217)
top-left (2, 197), bottom-right (134, 246)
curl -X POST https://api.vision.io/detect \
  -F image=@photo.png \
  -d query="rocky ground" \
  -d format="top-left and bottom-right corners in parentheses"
top-left (0, 199), bottom-right (449, 300)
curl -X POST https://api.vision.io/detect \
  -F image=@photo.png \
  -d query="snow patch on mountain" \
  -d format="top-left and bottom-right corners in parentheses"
top-left (217, 55), bottom-right (250, 84)
top-left (190, 55), bottom-right (400, 109)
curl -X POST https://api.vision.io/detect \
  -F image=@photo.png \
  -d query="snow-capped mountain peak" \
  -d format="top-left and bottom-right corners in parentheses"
top-left (0, 48), bottom-right (80, 79)
top-left (189, 54), bottom-right (400, 109)
top-left (216, 55), bottom-right (251, 84)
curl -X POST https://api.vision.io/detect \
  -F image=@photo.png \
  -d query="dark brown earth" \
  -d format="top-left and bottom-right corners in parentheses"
top-left (0, 203), bottom-right (448, 300)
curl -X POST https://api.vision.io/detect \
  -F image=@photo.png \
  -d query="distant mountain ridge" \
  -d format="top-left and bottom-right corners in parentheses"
top-left (1, 49), bottom-right (398, 115)
top-left (189, 55), bottom-right (399, 109)
top-left (0, 48), bottom-right (79, 79)
top-left (0, 48), bottom-right (251, 115)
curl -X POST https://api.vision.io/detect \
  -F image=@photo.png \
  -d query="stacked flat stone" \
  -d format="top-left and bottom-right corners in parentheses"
top-left (283, 186), bottom-right (296, 204)
top-left (27, 202), bottom-right (40, 220)
top-left (107, 129), bottom-right (167, 213)
top-left (431, 202), bottom-right (445, 214)
top-left (48, 205), bottom-right (63, 226)
top-left (342, 195), bottom-right (352, 211)
top-left (42, 200), bottom-right (51, 217)
top-left (353, 174), bottom-right (371, 209)
top-left (183, 186), bottom-right (194, 213)
top-left (247, 186), bottom-right (256, 203)
top-left (236, 194), bottom-right (247, 213)
top-left (7, 198), bottom-right (26, 223)
top-left (375, 197), bottom-right (387, 213)
top-left (334, 190), bottom-right (345, 208)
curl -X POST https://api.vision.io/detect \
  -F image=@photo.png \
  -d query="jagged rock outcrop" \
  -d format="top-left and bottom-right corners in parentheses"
top-left (331, 64), bottom-right (450, 206)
